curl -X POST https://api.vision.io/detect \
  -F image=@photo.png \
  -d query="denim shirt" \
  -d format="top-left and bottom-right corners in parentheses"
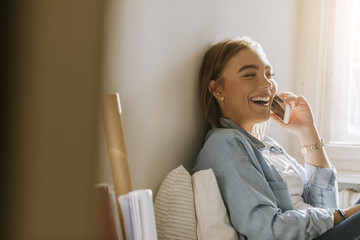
top-left (191, 118), bottom-right (337, 240)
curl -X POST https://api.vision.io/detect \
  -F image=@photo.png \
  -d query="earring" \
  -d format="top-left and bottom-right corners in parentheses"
top-left (221, 96), bottom-right (225, 101)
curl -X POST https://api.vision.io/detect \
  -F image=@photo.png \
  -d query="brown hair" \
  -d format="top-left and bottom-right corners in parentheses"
top-left (199, 37), bottom-right (263, 141)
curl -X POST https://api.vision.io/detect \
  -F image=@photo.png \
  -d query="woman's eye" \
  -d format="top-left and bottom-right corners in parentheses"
top-left (243, 73), bottom-right (256, 78)
top-left (267, 73), bottom-right (275, 79)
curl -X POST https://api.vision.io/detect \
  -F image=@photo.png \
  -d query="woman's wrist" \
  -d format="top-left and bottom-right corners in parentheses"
top-left (334, 204), bottom-right (360, 225)
top-left (333, 210), bottom-right (344, 226)
top-left (298, 125), bottom-right (331, 168)
top-left (301, 138), bottom-right (325, 154)
top-left (298, 126), bottom-right (320, 146)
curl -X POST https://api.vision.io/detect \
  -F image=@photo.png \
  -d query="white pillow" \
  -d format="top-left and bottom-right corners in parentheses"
top-left (154, 165), bottom-right (197, 240)
top-left (192, 169), bottom-right (238, 240)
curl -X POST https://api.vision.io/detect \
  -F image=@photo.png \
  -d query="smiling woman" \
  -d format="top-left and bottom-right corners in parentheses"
top-left (208, 47), bottom-right (276, 133)
top-left (192, 37), bottom-right (360, 240)
top-left (199, 37), bottom-right (276, 140)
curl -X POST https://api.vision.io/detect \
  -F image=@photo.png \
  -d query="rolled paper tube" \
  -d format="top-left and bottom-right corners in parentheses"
top-left (102, 93), bottom-right (133, 240)
top-left (108, 149), bottom-right (132, 196)
top-left (102, 94), bottom-right (128, 156)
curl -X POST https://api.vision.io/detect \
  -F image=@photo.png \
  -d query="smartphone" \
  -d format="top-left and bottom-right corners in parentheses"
top-left (271, 94), bottom-right (290, 124)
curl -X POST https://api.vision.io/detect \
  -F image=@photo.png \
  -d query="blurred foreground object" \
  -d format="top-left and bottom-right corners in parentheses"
top-left (4, 0), bottom-right (104, 239)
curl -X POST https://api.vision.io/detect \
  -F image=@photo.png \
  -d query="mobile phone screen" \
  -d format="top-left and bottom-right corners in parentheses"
top-left (271, 95), bottom-right (290, 124)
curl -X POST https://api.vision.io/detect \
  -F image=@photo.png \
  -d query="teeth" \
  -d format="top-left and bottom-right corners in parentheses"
top-left (251, 96), bottom-right (270, 102)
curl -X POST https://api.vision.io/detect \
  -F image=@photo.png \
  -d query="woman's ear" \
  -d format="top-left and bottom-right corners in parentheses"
top-left (208, 80), bottom-right (223, 101)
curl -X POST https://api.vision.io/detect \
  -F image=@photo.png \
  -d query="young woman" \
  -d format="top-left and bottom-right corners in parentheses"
top-left (191, 37), bottom-right (360, 240)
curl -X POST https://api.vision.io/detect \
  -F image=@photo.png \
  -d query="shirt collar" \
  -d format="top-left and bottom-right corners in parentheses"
top-left (220, 118), bottom-right (265, 150)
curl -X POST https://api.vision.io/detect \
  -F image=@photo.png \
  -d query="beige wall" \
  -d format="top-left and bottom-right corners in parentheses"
top-left (98, 0), bottom-right (301, 193)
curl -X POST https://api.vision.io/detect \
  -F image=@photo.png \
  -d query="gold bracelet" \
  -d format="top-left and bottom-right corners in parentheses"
top-left (301, 138), bottom-right (325, 154)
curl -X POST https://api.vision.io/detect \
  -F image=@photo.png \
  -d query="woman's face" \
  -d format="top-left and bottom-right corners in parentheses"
top-left (215, 48), bottom-right (277, 131)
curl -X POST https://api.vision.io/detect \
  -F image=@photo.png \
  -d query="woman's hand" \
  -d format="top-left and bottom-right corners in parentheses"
top-left (270, 92), bottom-right (316, 138)
top-left (271, 92), bottom-right (332, 168)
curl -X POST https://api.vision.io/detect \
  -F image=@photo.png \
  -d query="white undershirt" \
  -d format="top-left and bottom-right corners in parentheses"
top-left (262, 139), bottom-right (312, 210)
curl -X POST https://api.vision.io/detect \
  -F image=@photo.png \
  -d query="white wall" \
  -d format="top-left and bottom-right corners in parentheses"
top-left (97, 0), bottom-right (301, 193)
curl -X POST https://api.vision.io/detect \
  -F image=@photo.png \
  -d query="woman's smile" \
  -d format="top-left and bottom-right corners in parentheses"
top-left (250, 95), bottom-right (271, 106)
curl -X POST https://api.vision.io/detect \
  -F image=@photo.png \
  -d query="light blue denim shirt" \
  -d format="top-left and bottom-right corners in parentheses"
top-left (191, 118), bottom-right (337, 240)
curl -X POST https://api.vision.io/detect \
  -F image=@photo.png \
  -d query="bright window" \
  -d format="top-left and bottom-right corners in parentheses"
top-left (349, 2), bottom-right (360, 135)
top-left (297, 0), bottom-right (360, 183)
top-left (326, 0), bottom-right (360, 145)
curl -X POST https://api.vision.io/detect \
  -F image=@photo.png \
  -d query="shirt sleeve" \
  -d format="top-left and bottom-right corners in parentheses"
top-left (277, 142), bottom-right (339, 210)
top-left (302, 163), bottom-right (338, 209)
top-left (199, 131), bottom-right (334, 240)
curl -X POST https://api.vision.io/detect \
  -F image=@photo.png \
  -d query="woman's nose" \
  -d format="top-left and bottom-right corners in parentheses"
top-left (261, 74), bottom-right (273, 89)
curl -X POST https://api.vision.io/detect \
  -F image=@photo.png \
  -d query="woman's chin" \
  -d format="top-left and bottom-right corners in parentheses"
top-left (257, 113), bottom-right (271, 122)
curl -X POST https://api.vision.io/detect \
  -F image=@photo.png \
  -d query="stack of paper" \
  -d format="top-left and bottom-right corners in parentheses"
top-left (118, 189), bottom-right (157, 240)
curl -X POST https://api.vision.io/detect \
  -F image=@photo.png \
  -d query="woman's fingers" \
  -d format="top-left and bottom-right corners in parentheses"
top-left (277, 92), bottom-right (292, 99)
top-left (276, 92), bottom-right (308, 107)
top-left (277, 92), bottom-right (296, 103)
